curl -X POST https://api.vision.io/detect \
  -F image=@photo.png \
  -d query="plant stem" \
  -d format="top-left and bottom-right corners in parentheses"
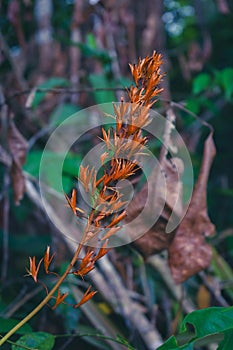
top-left (0, 243), bottom-right (82, 347)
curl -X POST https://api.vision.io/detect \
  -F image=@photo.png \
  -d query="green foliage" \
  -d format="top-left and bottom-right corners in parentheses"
top-left (186, 66), bottom-right (233, 116)
top-left (192, 68), bottom-right (233, 100)
top-left (218, 330), bottom-right (233, 350)
top-left (49, 103), bottom-right (81, 126)
top-left (0, 231), bottom-right (50, 256)
top-left (192, 73), bottom-right (211, 95)
top-left (62, 325), bottom-right (137, 350)
top-left (54, 288), bottom-right (81, 333)
top-left (57, 35), bottom-right (111, 67)
top-left (24, 150), bottom-right (82, 193)
top-left (0, 318), bottom-right (32, 335)
top-left (218, 68), bottom-right (233, 100)
top-left (157, 307), bottom-right (233, 350)
top-left (89, 74), bottom-right (116, 104)
top-left (76, 42), bottom-right (111, 66)
top-left (32, 78), bottom-right (70, 108)
top-left (12, 332), bottom-right (55, 350)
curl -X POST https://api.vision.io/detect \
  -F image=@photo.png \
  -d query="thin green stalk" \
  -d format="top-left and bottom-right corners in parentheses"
top-left (0, 243), bottom-right (82, 347)
top-left (56, 332), bottom-right (136, 350)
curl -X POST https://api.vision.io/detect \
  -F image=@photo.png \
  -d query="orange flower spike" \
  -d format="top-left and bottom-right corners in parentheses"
top-left (129, 51), bottom-right (164, 107)
top-left (44, 246), bottom-right (55, 274)
top-left (52, 289), bottom-right (69, 310)
top-left (110, 199), bottom-right (128, 213)
top-left (128, 86), bottom-right (141, 104)
top-left (64, 188), bottom-right (77, 215)
top-left (100, 152), bottom-right (109, 166)
top-left (79, 165), bottom-right (89, 192)
top-left (74, 286), bottom-right (97, 308)
top-left (101, 226), bottom-right (121, 241)
top-left (114, 160), bottom-right (138, 180)
top-left (25, 256), bottom-right (43, 283)
top-left (103, 171), bottom-right (113, 187)
top-left (129, 63), bottom-right (139, 87)
top-left (87, 167), bottom-right (95, 186)
top-left (127, 123), bottom-right (139, 136)
top-left (94, 240), bottom-right (111, 261)
top-left (94, 211), bottom-right (106, 227)
top-left (65, 190), bottom-right (86, 217)
top-left (128, 144), bottom-right (143, 158)
top-left (101, 128), bottom-right (111, 150)
top-left (73, 262), bottom-right (95, 278)
top-left (107, 210), bottom-right (127, 228)
top-left (79, 251), bottom-right (94, 270)
top-left (113, 103), bottom-right (123, 133)
top-left (73, 251), bottom-right (95, 278)
top-left (95, 174), bottom-right (105, 187)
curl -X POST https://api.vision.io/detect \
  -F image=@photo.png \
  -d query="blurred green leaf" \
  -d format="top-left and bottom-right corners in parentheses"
top-left (185, 98), bottom-right (201, 115)
top-left (24, 150), bottom-right (81, 193)
top-left (116, 334), bottom-right (136, 349)
top-left (86, 33), bottom-right (97, 49)
top-left (89, 74), bottom-right (116, 104)
top-left (32, 78), bottom-right (69, 108)
top-left (114, 76), bottom-right (133, 88)
top-left (221, 68), bottom-right (233, 100)
top-left (12, 332), bottom-right (55, 350)
top-left (49, 103), bottom-right (81, 126)
top-left (192, 73), bottom-right (211, 94)
top-left (0, 318), bottom-right (32, 334)
top-left (76, 42), bottom-right (111, 65)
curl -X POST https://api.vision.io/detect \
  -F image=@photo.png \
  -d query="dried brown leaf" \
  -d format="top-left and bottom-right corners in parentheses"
top-left (8, 119), bottom-right (28, 205)
top-left (126, 157), bottom-right (184, 257)
top-left (168, 133), bottom-right (216, 283)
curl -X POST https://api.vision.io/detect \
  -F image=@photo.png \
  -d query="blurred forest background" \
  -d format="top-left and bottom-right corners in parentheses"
top-left (0, 0), bottom-right (233, 349)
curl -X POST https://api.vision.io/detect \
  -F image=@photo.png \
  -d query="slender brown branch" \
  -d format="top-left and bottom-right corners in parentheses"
top-left (0, 87), bottom-right (128, 109)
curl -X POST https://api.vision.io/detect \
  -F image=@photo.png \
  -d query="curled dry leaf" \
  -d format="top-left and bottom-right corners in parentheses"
top-left (7, 119), bottom-right (28, 205)
top-left (168, 133), bottom-right (216, 283)
top-left (126, 157), bottom-right (184, 257)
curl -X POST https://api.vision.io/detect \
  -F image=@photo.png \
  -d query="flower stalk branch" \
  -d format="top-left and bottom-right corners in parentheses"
top-left (0, 51), bottom-right (163, 347)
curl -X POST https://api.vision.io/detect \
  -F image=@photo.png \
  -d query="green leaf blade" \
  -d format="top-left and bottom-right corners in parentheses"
top-left (12, 332), bottom-right (55, 350)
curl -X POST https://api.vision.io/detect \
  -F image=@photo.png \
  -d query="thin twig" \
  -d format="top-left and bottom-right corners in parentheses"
top-left (98, 255), bottom-right (163, 350)
top-left (148, 255), bottom-right (195, 314)
top-left (57, 337), bottom-right (74, 350)
top-left (159, 107), bottom-right (177, 163)
top-left (198, 271), bottom-right (229, 307)
top-left (0, 87), bottom-right (128, 109)
top-left (71, 285), bottom-right (125, 350)
top-left (169, 100), bottom-right (214, 133)
top-left (28, 125), bottom-right (53, 150)
top-left (5, 286), bottom-right (44, 318)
